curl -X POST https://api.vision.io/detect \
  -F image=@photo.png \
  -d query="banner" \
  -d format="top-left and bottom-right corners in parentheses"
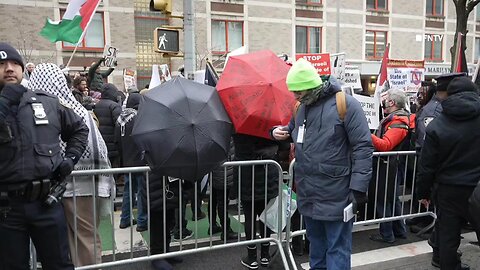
top-left (295, 53), bottom-right (331, 75)
top-left (330, 53), bottom-right (346, 82)
top-left (103, 45), bottom-right (118, 67)
top-left (123, 68), bottom-right (137, 92)
top-left (386, 59), bottom-right (424, 93)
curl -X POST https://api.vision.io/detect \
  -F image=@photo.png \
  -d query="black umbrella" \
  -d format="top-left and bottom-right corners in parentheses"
top-left (132, 76), bottom-right (232, 182)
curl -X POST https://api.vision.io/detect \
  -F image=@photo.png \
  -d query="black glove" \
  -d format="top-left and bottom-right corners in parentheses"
top-left (55, 157), bottom-right (75, 179)
top-left (350, 190), bottom-right (368, 213)
top-left (1, 84), bottom-right (26, 105)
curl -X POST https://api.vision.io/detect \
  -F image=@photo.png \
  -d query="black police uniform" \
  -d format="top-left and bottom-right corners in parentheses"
top-left (417, 77), bottom-right (480, 270)
top-left (0, 86), bottom-right (88, 270)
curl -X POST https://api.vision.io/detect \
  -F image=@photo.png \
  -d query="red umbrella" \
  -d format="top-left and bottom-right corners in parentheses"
top-left (217, 50), bottom-right (296, 139)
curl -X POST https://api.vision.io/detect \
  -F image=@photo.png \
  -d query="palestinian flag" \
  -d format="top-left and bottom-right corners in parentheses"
top-left (40, 0), bottom-right (101, 44)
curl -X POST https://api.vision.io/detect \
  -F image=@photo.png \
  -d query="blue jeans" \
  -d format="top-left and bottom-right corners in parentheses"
top-left (377, 194), bottom-right (407, 241)
top-left (304, 216), bottom-right (353, 270)
top-left (120, 173), bottom-right (147, 227)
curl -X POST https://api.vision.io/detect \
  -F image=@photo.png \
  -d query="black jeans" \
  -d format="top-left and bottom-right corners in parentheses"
top-left (437, 184), bottom-right (478, 269)
top-left (150, 208), bottom-right (176, 255)
top-left (242, 200), bottom-right (272, 244)
top-left (208, 187), bottom-right (231, 229)
top-left (0, 198), bottom-right (74, 270)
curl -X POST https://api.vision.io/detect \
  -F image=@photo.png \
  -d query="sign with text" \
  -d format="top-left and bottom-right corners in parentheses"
top-left (103, 45), bottom-right (118, 67)
top-left (386, 59), bottom-right (425, 93)
top-left (123, 68), bottom-right (137, 92)
top-left (352, 92), bottom-right (379, 130)
top-left (295, 53), bottom-right (331, 75)
top-left (344, 65), bottom-right (362, 90)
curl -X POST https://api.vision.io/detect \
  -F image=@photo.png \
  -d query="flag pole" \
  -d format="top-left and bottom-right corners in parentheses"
top-left (65, 40), bottom-right (82, 69)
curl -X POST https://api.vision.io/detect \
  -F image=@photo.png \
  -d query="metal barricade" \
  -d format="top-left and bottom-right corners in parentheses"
top-left (60, 160), bottom-right (291, 270)
top-left (284, 151), bottom-right (437, 270)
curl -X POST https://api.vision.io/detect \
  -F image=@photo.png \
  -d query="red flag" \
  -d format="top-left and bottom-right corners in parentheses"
top-left (453, 33), bottom-right (468, 73)
top-left (378, 43), bottom-right (390, 87)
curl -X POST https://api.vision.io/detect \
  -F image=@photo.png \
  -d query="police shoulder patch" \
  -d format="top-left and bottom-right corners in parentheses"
top-left (424, 117), bottom-right (434, 127)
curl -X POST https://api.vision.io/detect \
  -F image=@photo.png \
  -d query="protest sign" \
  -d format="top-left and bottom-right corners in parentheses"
top-left (386, 59), bottom-right (424, 93)
top-left (344, 65), bottom-right (362, 90)
top-left (123, 68), bottom-right (137, 92)
top-left (330, 53), bottom-right (346, 82)
top-left (352, 92), bottom-right (379, 130)
top-left (159, 64), bottom-right (172, 82)
top-left (296, 53), bottom-right (331, 75)
top-left (103, 45), bottom-right (118, 67)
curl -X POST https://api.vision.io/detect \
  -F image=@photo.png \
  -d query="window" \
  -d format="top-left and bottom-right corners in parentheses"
top-left (296, 26), bottom-right (321, 53)
top-left (475, 38), bottom-right (480, 61)
top-left (426, 0), bottom-right (443, 16)
top-left (367, 0), bottom-right (388, 11)
top-left (62, 12), bottom-right (105, 51)
top-left (424, 34), bottom-right (443, 61)
top-left (211, 20), bottom-right (244, 55)
top-left (477, 7), bottom-right (480, 21)
top-left (296, 0), bottom-right (322, 5)
top-left (365, 30), bottom-right (387, 59)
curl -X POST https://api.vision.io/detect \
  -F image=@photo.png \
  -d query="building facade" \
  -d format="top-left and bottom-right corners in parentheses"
top-left (2, 0), bottom-right (480, 93)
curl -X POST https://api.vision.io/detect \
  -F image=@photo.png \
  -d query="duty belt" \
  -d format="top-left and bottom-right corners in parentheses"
top-left (0, 179), bottom-right (52, 202)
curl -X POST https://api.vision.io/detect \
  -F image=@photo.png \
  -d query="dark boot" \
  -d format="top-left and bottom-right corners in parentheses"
top-left (221, 227), bottom-right (237, 241)
top-left (291, 236), bottom-right (304, 256)
top-left (260, 243), bottom-right (270, 267)
top-left (241, 245), bottom-right (258, 269)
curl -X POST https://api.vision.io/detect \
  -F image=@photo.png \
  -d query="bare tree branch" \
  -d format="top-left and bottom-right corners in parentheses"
top-left (467, 0), bottom-right (480, 13)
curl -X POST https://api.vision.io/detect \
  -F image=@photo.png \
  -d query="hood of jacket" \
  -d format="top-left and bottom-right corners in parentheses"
top-left (101, 83), bottom-right (120, 102)
top-left (442, 92), bottom-right (480, 121)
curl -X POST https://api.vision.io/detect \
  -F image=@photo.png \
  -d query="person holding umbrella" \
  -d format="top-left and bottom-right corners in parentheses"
top-left (272, 58), bottom-right (373, 270)
top-left (232, 133), bottom-right (280, 269)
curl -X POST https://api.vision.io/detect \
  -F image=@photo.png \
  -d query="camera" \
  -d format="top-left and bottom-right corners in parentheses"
top-left (44, 181), bottom-right (67, 206)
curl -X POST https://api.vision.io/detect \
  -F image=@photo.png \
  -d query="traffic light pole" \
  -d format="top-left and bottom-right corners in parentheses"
top-left (184, 0), bottom-right (196, 80)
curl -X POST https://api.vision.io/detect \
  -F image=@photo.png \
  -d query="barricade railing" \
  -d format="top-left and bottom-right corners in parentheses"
top-left (59, 160), bottom-right (291, 270)
top-left (284, 151), bottom-right (437, 270)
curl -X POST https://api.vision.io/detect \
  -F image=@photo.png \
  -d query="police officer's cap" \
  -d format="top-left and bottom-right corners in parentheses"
top-left (434, 72), bottom-right (467, 92)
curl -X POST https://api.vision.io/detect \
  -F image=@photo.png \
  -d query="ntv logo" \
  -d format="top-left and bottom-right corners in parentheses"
top-left (415, 34), bottom-right (444, 42)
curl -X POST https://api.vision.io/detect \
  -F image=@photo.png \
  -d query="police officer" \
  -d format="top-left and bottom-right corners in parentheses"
top-left (417, 76), bottom-right (480, 270)
top-left (0, 43), bottom-right (88, 269)
top-left (415, 72), bottom-right (467, 268)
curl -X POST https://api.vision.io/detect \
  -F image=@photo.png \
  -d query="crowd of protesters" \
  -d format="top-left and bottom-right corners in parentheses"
top-left (1, 41), bottom-right (480, 270)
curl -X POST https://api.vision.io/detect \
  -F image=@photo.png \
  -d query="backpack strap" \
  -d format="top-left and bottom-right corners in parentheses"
top-left (293, 101), bottom-right (301, 118)
top-left (388, 123), bottom-right (409, 130)
top-left (336, 91), bottom-right (347, 121)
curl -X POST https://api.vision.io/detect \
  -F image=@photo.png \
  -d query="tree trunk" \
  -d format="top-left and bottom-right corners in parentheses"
top-left (450, 2), bottom-right (468, 71)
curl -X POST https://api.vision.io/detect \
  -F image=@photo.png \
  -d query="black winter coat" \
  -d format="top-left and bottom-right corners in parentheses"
top-left (211, 138), bottom-right (234, 190)
top-left (94, 83), bottom-right (122, 160)
top-left (232, 134), bottom-right (279, 202)
top-left (417, 91), bottom-right (480, 199)
top-left (469, 182), bottom-right (480, 228)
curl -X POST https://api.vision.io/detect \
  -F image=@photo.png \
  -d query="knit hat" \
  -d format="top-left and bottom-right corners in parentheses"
top-left (0, 42), bottom-right (24, 71)
top-left (434, 72), bottom-right (466, 92)
top-left (446, 76), bottom-right (479, 95)
top-left (286, 58), bottom-right (323, 92)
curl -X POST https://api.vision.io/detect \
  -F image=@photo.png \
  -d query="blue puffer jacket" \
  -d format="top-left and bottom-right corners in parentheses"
top-left (287, 76), bottom-right (373, 221)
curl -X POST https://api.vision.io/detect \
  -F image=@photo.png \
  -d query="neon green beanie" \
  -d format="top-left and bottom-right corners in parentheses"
top-left (286, 58), bottom-right (323, 92)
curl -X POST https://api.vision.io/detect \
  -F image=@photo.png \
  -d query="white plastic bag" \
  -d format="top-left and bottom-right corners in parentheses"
top-left (259, 186), bottom-right (297, 233)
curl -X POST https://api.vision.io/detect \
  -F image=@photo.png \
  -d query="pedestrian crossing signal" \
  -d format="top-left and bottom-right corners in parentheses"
top-left (154, 28), bottom-right (179, 54)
